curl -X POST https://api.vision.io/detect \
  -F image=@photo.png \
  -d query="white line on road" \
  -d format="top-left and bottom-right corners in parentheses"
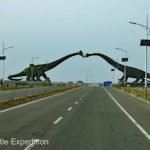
top-left (53, 117), bottom-right (63, 124)
top-left (67, 107), bottom-right (72, 111)
top-left (75, 101), bottom-right (78, 104)
top-left (103, 87), bottom-right (150, 141)
top-left (0, 87), bottom-right (81, 114)
top-left (82, 94), bottom-right (86, 97)
top-left (24, 139), bottom-right (39, 150)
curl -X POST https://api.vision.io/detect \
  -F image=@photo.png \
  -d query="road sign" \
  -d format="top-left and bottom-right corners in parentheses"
top-left (122, 58), bottom-right (128, 62)
top-left (140, 39), bottom-right (150, 46)
top-left (0, 56), bottom-right (6, 60)
top-left (30, 64), bottom-right (34, 67)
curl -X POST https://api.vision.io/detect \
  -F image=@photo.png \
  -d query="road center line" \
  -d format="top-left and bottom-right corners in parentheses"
top-left (75, 101), bottom-right (78, 104)
top-left (103, 87), bottom-right (150, 141)
top-left (53, 117), bottom-right (63, 124)
top-left (67, 107), bottom-right (72, 111)
top-left (24, 139), bottom-right (39, 150)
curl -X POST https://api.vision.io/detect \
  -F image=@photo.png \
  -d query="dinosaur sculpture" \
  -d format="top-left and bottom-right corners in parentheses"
top-left (85, 53), bottom-right (150, 82)
top-left (8, 51), bottom-right (84, 82)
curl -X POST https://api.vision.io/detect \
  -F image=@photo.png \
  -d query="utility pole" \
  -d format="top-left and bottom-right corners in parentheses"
top-left (1, 42), bottom-right (13, 87)
top-left (30, 57), bottom-right (39, 81)
top-left (129, 14), bottom-right (150, 100)
top-left (115, 48), bottom-right (128, 86)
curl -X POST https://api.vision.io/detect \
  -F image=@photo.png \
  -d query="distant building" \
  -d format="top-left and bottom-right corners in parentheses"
top-left (76, 81), bottom-right (84, 84)
top-left (68, 81), bottom-right (73, 84)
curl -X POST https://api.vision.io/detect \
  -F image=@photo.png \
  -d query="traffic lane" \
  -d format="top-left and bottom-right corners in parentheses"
top-left (0, 86), bottom-right (71, 101)
top-left (0, 86), bottom-right (91, 150)
top-left (34, 87), bottom-right (150, 150)
top-left (106, 87), bottom-right (150, 134)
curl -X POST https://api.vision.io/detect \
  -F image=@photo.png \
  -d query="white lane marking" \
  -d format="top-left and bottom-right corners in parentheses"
top-left (82, 91), bottom-right (88, 97)
top-left (24, 139), bottom-right (39, 150)
top-left (103, 87), bottom-right (150, 141)
top-left (75, 101), bottom-right (78, 104)
top-left (53, 117), bottom-right (63, 124)
top-left (82, 94), bottom-right (86, 97)
top-left (0, 87), bottom-right (82, 114)
top-left (67, 107), bottom-right (72, 111)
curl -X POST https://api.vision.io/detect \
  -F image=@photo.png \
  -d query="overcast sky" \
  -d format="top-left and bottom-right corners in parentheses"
top-left (0, 0), bottom-right (150, 83)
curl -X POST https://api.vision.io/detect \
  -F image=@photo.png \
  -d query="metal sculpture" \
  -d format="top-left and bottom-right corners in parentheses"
top-left (8, 51), bottom-right (84, 81)
top-left (85, 53), bottom-right (150, 82)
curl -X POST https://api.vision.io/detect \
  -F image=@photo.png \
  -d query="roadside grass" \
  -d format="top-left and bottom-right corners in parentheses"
top-left (0, 85), bottom-right (81, 109)
top-left (113, 85), bottom-right (149, 101)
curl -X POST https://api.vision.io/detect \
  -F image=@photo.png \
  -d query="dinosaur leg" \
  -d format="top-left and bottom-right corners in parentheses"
top-left (133, 78), bottom-right (140, 83)
top-left (125, 77), bottom-right (128, 82)
top-left (141, 77), bottom-right (144, 83)
top-left (33, 75), bottom-right (36, 81)
top-left (42, 73), bottom-right (50, 81)
top-left (26, 76), bottom-right (31, 81)
top-left (119, 75), bottom-right (124, 81)
top-left (36, 74), bottom-right (42, 81)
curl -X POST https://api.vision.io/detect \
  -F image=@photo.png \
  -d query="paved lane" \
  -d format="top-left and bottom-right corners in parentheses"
top-left (0, 85), bottom-right (70, 101)
top-left (0, 86), bottom-right (150, 150)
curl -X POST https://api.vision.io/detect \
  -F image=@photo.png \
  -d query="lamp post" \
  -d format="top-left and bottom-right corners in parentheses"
top-left (1, 42), bottom-right (13, 87)
top-left (129, 14), bottom-right (150, 100)
top-left (116, 57), bottom-right (119, 83)
top-left (30, 57), bottom-right (39, 81)
top-left (112, 57), bottom-right (119, 83)
top-left (111, 68), bottom-right (115, 85)
top-left (115, 48), bottom-right (128, 86)
top-left (84, 69), bottom-right (89, 84)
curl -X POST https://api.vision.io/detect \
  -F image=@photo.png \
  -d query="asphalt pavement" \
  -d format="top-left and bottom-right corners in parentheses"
top-left (0, 86), bottom-right (150, 150)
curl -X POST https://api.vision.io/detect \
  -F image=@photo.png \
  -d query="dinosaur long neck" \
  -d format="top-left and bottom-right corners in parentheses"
top-left (44, 52), bottom-right (79, 71)
top-left (88, 53), bottom-right (124, 72)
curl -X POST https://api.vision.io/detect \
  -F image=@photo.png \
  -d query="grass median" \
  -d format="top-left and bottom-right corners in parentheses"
top-left (0, 84), bottom-right (55, 91)
top-left (0, 85), bottom-right (81, 110)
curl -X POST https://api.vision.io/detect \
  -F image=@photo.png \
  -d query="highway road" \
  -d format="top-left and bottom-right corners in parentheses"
top-left (0, 86), bottom-right (150, 150)
top-left (0, 86), bottom-right (70, 101)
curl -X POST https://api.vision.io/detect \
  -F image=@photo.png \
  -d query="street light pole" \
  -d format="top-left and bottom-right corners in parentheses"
top-left (31, 57), bottom-right (39, 81)
top-left (115, 48), bottom-right (128, 86)
top-left (116, 57), bottom-right (119, 83)
top-left (111, 68), bottom-right (115, 84)
top-left (145, 15), bottom-right (148, 100)
top-left (2, 42), bottom-right (13, 87)
top-left (2, 43), bottom-right (4, 85)
top-left (129, 14), bottom-right (149, 100)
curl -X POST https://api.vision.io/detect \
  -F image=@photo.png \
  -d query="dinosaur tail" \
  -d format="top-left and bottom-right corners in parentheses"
top-left (8, 71), bottom-right (25, 81)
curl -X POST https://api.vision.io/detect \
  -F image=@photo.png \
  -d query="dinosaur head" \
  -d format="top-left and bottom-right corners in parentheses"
top-left (84, 53), bottom-right (90, 57)
top-left (78, 50), bottom-right (84, 57)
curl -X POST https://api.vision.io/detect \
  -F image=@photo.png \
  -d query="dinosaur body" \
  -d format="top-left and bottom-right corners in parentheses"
top-left (8, 51), bottom-right (84, 81)
top-left (85, 53), bottom-right (150, 82)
